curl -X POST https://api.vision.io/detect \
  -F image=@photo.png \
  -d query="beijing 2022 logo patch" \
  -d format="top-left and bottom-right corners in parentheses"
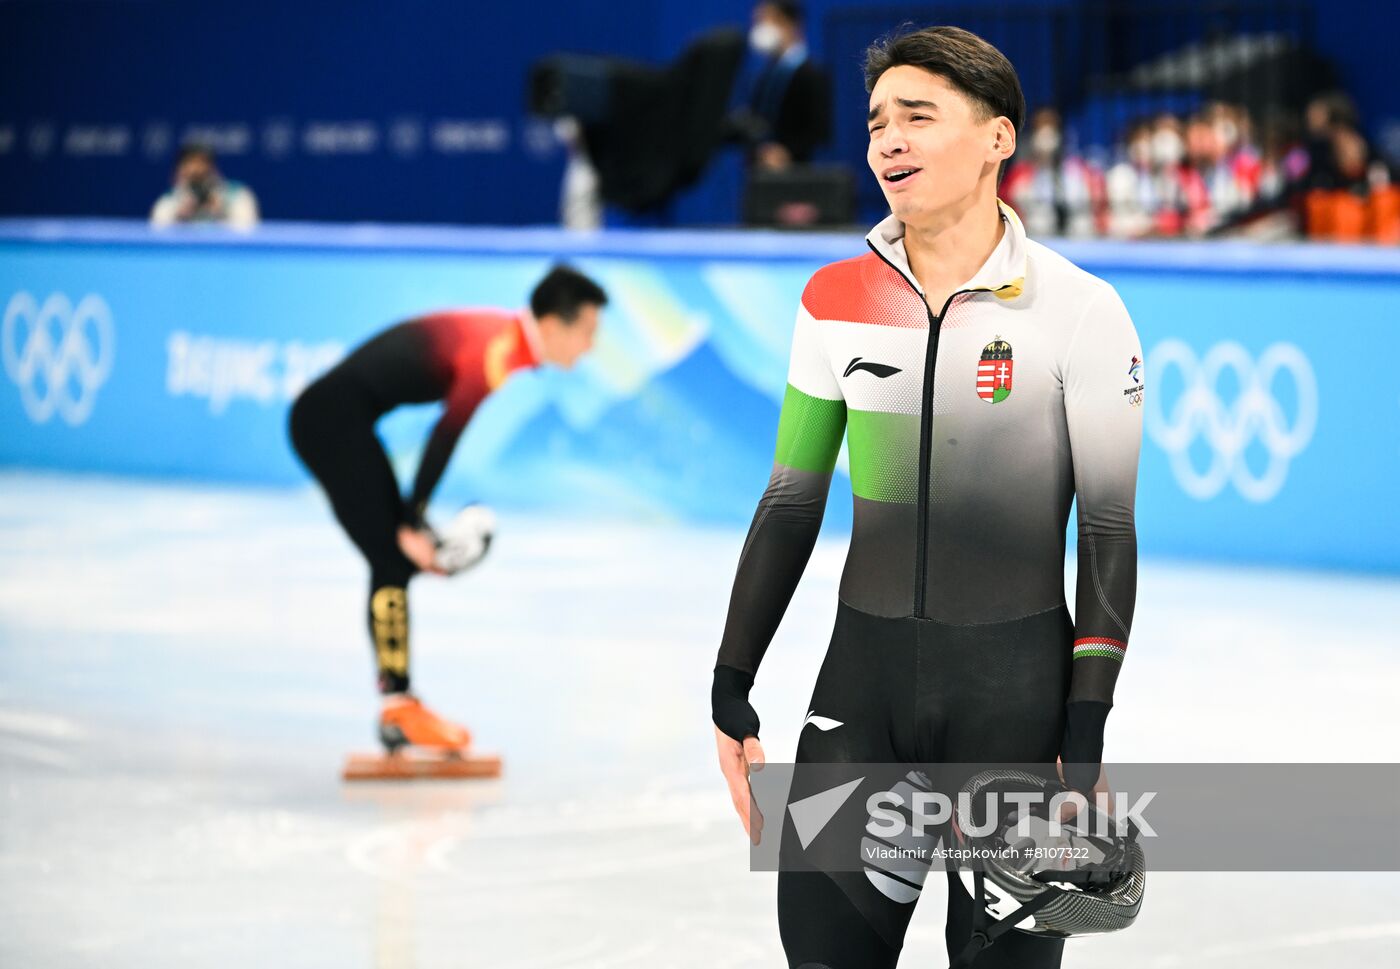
top-left (977, 339), bottom-right (1014, 403)
top-left (1124, 354), bottom-right (1145, 407)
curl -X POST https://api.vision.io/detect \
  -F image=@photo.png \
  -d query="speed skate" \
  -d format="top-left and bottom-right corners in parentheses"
top-left (342, 693), bottom-right (502, 781)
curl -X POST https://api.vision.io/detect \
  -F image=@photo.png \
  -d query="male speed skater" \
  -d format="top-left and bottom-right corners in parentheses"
top-left (710, 25), bottom-right (1144, 968)
top-left (290, 265), bottom-right (606, 767)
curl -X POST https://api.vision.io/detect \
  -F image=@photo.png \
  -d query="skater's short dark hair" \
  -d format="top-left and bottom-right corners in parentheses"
top-left (530, 265), bottom-right (608, 323)
top-left (864, 25), bottom-right (1024, 179)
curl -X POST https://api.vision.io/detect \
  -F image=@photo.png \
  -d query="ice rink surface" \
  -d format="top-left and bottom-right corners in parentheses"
top-left (2, 471), bottom-right (1398, 968)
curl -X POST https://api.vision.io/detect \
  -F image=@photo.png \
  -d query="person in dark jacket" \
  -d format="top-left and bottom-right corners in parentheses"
top-left (733, 0), bottom-right (832, 169)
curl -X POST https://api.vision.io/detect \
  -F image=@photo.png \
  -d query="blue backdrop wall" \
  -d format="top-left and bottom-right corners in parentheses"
top-left (2, 220), bottom-right (1397, 574)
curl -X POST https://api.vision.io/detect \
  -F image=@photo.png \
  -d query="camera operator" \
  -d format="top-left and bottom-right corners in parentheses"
top-left (150, 143), bottom-right (260, 229)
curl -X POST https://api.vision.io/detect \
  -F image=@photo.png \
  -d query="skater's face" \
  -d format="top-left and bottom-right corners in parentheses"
top-left (866, 66), bottom-right (1014, 226)
top-left (538, 303), bottom-right (600, 369)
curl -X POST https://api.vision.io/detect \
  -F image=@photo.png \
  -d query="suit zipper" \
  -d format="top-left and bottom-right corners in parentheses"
top-left (914, 292), bottom-right (960, 618)
top-left (866, 240), bottom-right (964, 620)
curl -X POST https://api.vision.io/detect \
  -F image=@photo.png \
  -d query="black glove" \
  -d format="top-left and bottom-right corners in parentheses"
top-left (1060, 700), bottom-right (1112, 795)
top-left (712, 665), bottom-right (761, 743)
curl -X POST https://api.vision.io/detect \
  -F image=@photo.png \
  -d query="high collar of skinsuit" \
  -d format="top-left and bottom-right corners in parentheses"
top-left (484, 312), bottom-right (543, 389)
top-left (866, 198), bottom-right (1028, 302)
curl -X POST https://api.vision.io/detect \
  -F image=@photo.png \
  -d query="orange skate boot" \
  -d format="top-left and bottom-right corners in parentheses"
top-left (378, 694), bottom-right (471, 752)
top-left (342, 695), bottom-right (502, 781)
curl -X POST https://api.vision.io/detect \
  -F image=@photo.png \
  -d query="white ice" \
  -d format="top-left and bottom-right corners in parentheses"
top-left (1, 471), bottom-right (1397, 968)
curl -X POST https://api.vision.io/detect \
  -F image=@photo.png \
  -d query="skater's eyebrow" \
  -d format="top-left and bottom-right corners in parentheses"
top-left (867, 98), bottom-right (939, 122)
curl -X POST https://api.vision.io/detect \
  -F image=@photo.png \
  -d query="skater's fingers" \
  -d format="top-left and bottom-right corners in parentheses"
top-left (723, 761), bottom-right (750, 817)
top-left (729, 776), bottom-right (752, 836)
top-left (396, 525), bottom-right (440, 573)
top-left (714, 725), bottom-right (743, 759)
top-left (1089, 766), bottom-right (1114, 818)
top-left (719, 751), bottom-right (747, 791)
top-left (739, 739), bottom-right (765, 844)
top-left (716, 728), bottom-right (761, 840)
top-left (1053, 765), bottom-right (1113, 824)
top-left (749, 792), bottom-right (764, 846)
top-left (742, 736), bottom-right (765, 772)
top-left (721, 764), bottom-right (752, 837)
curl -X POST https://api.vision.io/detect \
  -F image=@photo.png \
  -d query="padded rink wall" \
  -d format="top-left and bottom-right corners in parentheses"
top-left (1, 220), bottom-right (1397, 573)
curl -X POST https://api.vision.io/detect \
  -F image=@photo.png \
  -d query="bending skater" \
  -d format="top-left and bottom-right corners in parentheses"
top-left (290, 265), bottom-right (607, 752)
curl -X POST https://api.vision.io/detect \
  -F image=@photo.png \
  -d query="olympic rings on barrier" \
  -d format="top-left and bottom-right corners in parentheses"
top-left (3, 291), bottom-right (115, 426)
top-left (1145, 339), bottom-right (1317, 503)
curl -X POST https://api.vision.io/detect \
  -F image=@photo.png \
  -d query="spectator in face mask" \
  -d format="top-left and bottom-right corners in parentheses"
top-left (150, 143), bottom-right (260, 229)
top-left (729, 0), bottom-right (832, 170)
top-left (1002, 107), bottom-right (1104, 237)
top-left (1147, 113), bottom-right (1197, 236)
top-left (1106, 120), bottom-right (1156, 238)
top-left (1185, 102), bottom-right (1262, 230)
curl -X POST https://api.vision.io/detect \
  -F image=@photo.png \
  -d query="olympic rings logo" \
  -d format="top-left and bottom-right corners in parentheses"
top-left (1145, 339), bottom-right (1317, 503)
top-left (2, 291), bottom-right (115, 426)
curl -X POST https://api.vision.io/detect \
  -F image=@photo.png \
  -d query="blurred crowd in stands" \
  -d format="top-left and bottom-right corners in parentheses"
top-left (134, 0), bottom-right (1398, 247)
top-left (1002, 92), bottom-right (1399, 243)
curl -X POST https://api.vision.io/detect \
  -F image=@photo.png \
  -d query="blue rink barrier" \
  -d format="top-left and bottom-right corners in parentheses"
top-left (2, 219), bottom-right (1397, 573)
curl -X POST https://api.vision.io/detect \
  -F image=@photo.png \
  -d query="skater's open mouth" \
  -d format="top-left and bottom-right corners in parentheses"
top-left (882, 165), bottom-right (922, 185)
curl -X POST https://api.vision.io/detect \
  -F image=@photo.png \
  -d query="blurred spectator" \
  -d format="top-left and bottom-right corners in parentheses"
top-left (728, 1), bottom-right (831, 170)
top-left (1293, 90), bottom-right (1397, 241)
top-left (1104, 113), bottom-right (1203, 238)
top-left (1193, 102), bottom-right (1263, 227)
top-left (984, 64), bottom-right (1392, 244)
top-left (150, 143), bottom-right (260, 229)
top-left (1299, 91), bottom-right (1393, 194)
top-left (1103, 120), bottom-right (1154, 238)
top-left (1255, 110), bottom-right (1309, 204)
top-left (1002, 107), bottom-right (1103, 237)
top-left (1330, 126), bottom-right (1373, 192)
top-left (1302, 91), bottom-right (1360, 190)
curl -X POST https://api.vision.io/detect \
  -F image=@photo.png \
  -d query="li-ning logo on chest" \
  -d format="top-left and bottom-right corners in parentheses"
top-left (976, 339), bottom-right (1014, 403)
top-left (844, 357), bottom-right (902, 379)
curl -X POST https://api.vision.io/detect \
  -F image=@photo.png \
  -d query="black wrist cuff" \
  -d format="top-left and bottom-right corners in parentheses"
top-left (711, 665), bottom-right (760, 742)
top-left (403, 498), bottom-right (428, 530)
top-left (1061, 700), bottom-right (1112, 793)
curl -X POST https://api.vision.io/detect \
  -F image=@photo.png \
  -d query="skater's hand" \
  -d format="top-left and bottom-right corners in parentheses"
top-left (1056, 699), bottom-right (1112, 823)
top-left (1054, 757), bottom-right (1112, 824)
top-left (397, 525), bottom-right (446, 575)
top-left (715, 725), bottom-right (764, 845)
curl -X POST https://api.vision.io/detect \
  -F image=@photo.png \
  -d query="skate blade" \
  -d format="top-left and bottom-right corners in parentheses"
top-left (342, 749), bottom-right (502, 781)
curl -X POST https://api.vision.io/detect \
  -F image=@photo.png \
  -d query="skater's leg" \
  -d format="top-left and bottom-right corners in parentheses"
top-left (778, 871), bottom-right (901, 969)
top-left (290, 378), bottom-right (414, 573)
top-left (290, 378), bottom-right (418, 693)
top-left (777, 605), bottom-right (917, 968)
top-left (291, 376), bottom-right (474, 754)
